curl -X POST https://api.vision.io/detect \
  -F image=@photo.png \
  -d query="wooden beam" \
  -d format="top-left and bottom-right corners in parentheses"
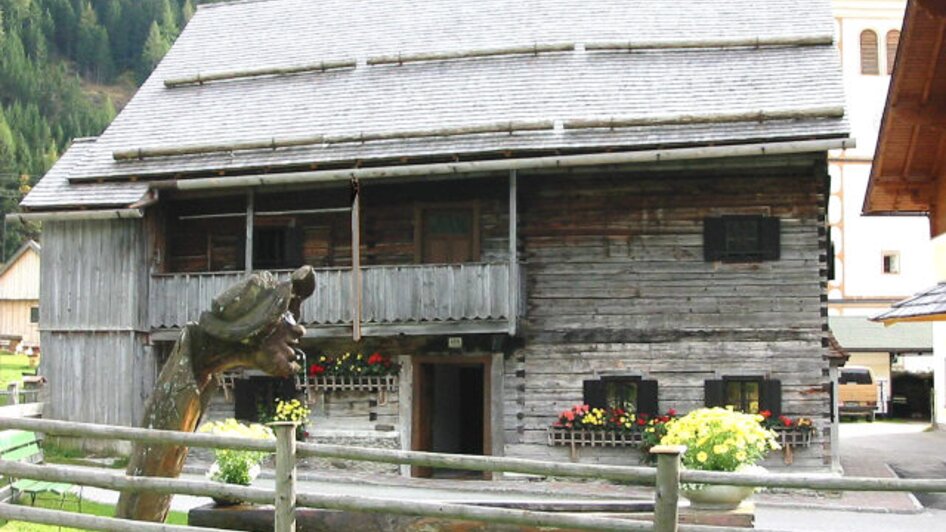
top-left (890, 101), bottom-right (946, 129)
top-left (508, 170), bottom-right (518, 336)
top-left (932, 172), bottom-right (946, 236)
top-left (351, 179), bottom-right (362, 341)
top-left (916, 0), bottom-right (946, 20)
top-left (244, 189), bottom-right (254, 273)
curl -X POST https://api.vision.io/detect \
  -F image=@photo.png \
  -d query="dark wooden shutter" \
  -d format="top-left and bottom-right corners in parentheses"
top-left (827, 240), bottom-right (836, 280)
top-left (761, 379), bottom-right (782, 417)
top-left (285, 226), bottom-right (305, 267)
top-left (637, 379), bottom-right (659, 416)
top-left (760, 217), bottom-right (781, 261)
top-left (703, 217), bottom-right (725, 261)
top-left (583, 380), bottom-right (607, 409)
top-left (704, 380), bottom-right (725, 407)
top-left (860, 30), bottom-right (879, 75)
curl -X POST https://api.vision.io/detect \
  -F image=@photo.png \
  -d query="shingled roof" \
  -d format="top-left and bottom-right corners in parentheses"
top-left (872, 282), bottom-right (946, 324)
top-left (23, 0), bottom-right (849, 210)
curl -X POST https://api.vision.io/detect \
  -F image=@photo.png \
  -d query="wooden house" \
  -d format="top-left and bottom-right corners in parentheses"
top-left (17, 0), bottom-right (849, 470)
top-left (0, 240), bottom-right (41, 352)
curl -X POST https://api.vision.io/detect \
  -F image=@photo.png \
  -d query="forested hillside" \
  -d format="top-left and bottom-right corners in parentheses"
top-left (0, 0), bottom-right (205, 260)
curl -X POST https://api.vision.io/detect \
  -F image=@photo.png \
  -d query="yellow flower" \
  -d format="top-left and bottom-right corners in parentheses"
top-left (736, 451), bottom-right (747, 461)
top-left (696, 451), bottom-right (708, 463)
top-left (713, 444), bottom-right (729, 455)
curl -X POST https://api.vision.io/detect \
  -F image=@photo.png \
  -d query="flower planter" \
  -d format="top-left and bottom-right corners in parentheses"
top-left (547, 427), bottom-right (644, 460)
top-left (771, 426), bottom-right (812, 448)
top-left (681, 484), bottom-right (755, 510)
top-left (299, 374), bottom-right (399, 406)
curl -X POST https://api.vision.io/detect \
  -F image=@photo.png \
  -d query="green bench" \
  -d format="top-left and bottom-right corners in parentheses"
top-left (0, 430), bottom-right (80, 509)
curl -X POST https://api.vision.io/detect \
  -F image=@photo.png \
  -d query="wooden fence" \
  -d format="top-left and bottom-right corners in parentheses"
top-left (0, 416), bottom-right (944, 532)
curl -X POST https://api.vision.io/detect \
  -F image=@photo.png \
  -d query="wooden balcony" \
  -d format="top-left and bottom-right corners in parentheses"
top-left (149, 262), bottom-right (521, 337)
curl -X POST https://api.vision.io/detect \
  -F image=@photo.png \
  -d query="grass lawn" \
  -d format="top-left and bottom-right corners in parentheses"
top-left (0, 494), bottom-right (188, 531)
top-left (0, 353), bottom-right (33, 391)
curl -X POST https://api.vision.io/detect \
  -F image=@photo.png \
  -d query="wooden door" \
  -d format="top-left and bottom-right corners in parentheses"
top-left (418, 206), bottom-right (479, 263)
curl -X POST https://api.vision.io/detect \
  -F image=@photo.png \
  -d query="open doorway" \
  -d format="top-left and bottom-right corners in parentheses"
top-left (411, 356), bottom-right (490, 478)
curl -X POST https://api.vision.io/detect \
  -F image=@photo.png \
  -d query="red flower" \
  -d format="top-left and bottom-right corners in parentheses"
top-left (780, 416), bottom-right (793, 427)
top-left (667, 409), bottom-right (677, 417)
top-left (367, 353), bottom-right (385, 365)
top-left (309, 364), bottom-right (325, 376)
top-left (636, 418), bottom-right (646, 426)
top-left (563, 410), bottom-right (575, 421)
top-left (760, 410), bottom-right (772, 419)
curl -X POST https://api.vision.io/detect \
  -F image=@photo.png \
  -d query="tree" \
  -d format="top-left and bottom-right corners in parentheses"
top-left (181, 0), bottom-right (194, 24)
top-left (139, 20), bottom-right (169, 78)
top-left (76, 2), bottom-right (113, 81)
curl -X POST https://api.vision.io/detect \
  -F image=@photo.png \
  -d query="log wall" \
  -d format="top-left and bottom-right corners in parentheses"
top-left (504, 154), bottom-right (832, 469)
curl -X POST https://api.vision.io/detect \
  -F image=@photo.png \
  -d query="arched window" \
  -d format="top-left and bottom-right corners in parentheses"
top-left (860, 29), bottom-right (879, 75)
top-left (886, 30), bottom-right (901, 75)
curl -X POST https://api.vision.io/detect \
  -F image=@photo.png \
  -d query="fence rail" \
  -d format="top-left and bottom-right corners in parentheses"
top-left (0, 416), bottom-right (944, 532)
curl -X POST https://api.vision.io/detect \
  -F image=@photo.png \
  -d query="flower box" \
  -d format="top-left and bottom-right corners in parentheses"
top-left (547, 427), bottom-right (644, 447)
top-left (771, 426), bottom-right (812, 448)
top-left (306, 374), bottom-right (399, 392)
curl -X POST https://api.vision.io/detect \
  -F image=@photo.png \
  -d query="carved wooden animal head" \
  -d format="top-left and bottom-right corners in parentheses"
top-left (196, 266), bottom-right (315, 377)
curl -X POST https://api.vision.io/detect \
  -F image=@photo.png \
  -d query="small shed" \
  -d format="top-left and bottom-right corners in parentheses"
top-left (0, 241), bottom-right (41, 351)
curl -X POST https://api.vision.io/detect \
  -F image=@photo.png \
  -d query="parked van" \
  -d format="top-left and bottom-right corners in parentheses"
top-left (839, 366), bottom-right (879, 421)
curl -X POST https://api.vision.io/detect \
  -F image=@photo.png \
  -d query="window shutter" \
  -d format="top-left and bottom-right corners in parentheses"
top-left (760, 217), bottom-right (781, 261)
top-left (886, 30), bottom-right (900, 75)
top-left (704, 380), bottom-right (725, 407)
top-left (827, 240), bottom-right (836, 281)
top-left (860, 30), bottom-right (879, 75)
top-left (583, 380), bottom-right (607, 409)
top-left (637, 379), bottom-right (659, 417)
top-left (761, 379), bottom-right (783, 417)
top-left (703, 217), bottom-right (725, 261)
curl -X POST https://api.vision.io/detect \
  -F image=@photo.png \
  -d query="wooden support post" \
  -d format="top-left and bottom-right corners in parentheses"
top-left (7, 382), bottom-right (18, 406)
top-left (270, 422), bottom-right (298, 532)
top-left (351, 179), bottom-right (362, 341)
top-left (651, 445), bottom-right (685, 532)
top-left (245, 190), bottom-right (254, 274)
top-left (508, 170), bottom-right (518, 335)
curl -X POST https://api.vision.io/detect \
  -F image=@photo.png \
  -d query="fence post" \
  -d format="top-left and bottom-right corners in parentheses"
top-left (270, 422), bottom-right (298, 532)
top-left (651, 445), bottom-right (686, 532)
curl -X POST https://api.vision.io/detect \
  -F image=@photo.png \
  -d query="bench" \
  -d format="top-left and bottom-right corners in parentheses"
top-left (0, 430), bottom-right (80, 510)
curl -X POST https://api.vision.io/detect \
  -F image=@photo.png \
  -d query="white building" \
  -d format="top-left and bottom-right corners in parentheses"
top-left (830, 0), bottom-right (933, 314)
top-left (829, 0), bottom-right (935, 421)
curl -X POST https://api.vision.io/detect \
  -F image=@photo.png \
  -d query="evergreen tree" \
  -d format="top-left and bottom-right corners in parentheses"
top-left (140, 20), bottom-right (169, 77)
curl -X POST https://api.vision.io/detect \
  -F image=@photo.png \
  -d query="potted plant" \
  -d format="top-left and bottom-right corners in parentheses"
top-left (660, 407), bottom-right (781, 509)
top-left (197, 419), bottom-right (274, 505)
top-left (273, 398), bottom-right (311, 441)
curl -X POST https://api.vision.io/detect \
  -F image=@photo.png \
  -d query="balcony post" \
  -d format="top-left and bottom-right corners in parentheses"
top-left (351, 178), bottom-right (362, 341)
top-left (244, 189), bottom-right (254, 274)
top-left (508, 169), bottom-right (518, 335)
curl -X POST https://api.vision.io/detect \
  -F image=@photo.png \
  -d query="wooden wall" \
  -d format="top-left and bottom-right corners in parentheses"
top-left (0, 301), bottom-right (39, 346)
top-left (39, 220), bottom-right (156, 430)
top-left (503, 154), bottom-right (832, 469)
top-left (0, 245), bottom-right (40, 300)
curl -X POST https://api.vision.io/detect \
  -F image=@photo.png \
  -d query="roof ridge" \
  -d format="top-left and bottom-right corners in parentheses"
top-left (198, 0), bottom-right (284, 11)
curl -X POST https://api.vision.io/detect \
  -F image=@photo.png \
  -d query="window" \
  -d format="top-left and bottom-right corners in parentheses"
top-left (860, 30), bottom-right (879, 75)
top-left (705, 377), bottom-right (782, 416)
top-left (840, 368), bottom-right (873, 385)
top-left (583, 377), bottom-right (658, 416)
top-left (882, 251), bottom-right (900, 274)
top-left (703, 216), bottom-right (780, 262)
top-left (416, 203), bottom-right (480, 264)
top-left (886, 30), bottom-right (900, 75)
top-left (29, 307), bottom-right (39, 324)
top-left (253, 226), bottom-right (304, 269)
top-left (726, 378), bottom-right (762, 414)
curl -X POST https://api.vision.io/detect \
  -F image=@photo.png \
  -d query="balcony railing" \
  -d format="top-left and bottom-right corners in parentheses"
top-left (149, 262), bottom-right (520, 336)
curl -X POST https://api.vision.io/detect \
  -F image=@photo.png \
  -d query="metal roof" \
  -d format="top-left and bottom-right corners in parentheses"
top-left (22, 0), bottom-right (849, 209)
top-left (830, 315), bottom-right (932, 352)
top-left (871, 282), bottom-right (946, 325)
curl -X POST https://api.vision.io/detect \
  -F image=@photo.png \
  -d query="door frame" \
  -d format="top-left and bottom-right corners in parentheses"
top-left (410, 354), bottom-right (493, 478)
